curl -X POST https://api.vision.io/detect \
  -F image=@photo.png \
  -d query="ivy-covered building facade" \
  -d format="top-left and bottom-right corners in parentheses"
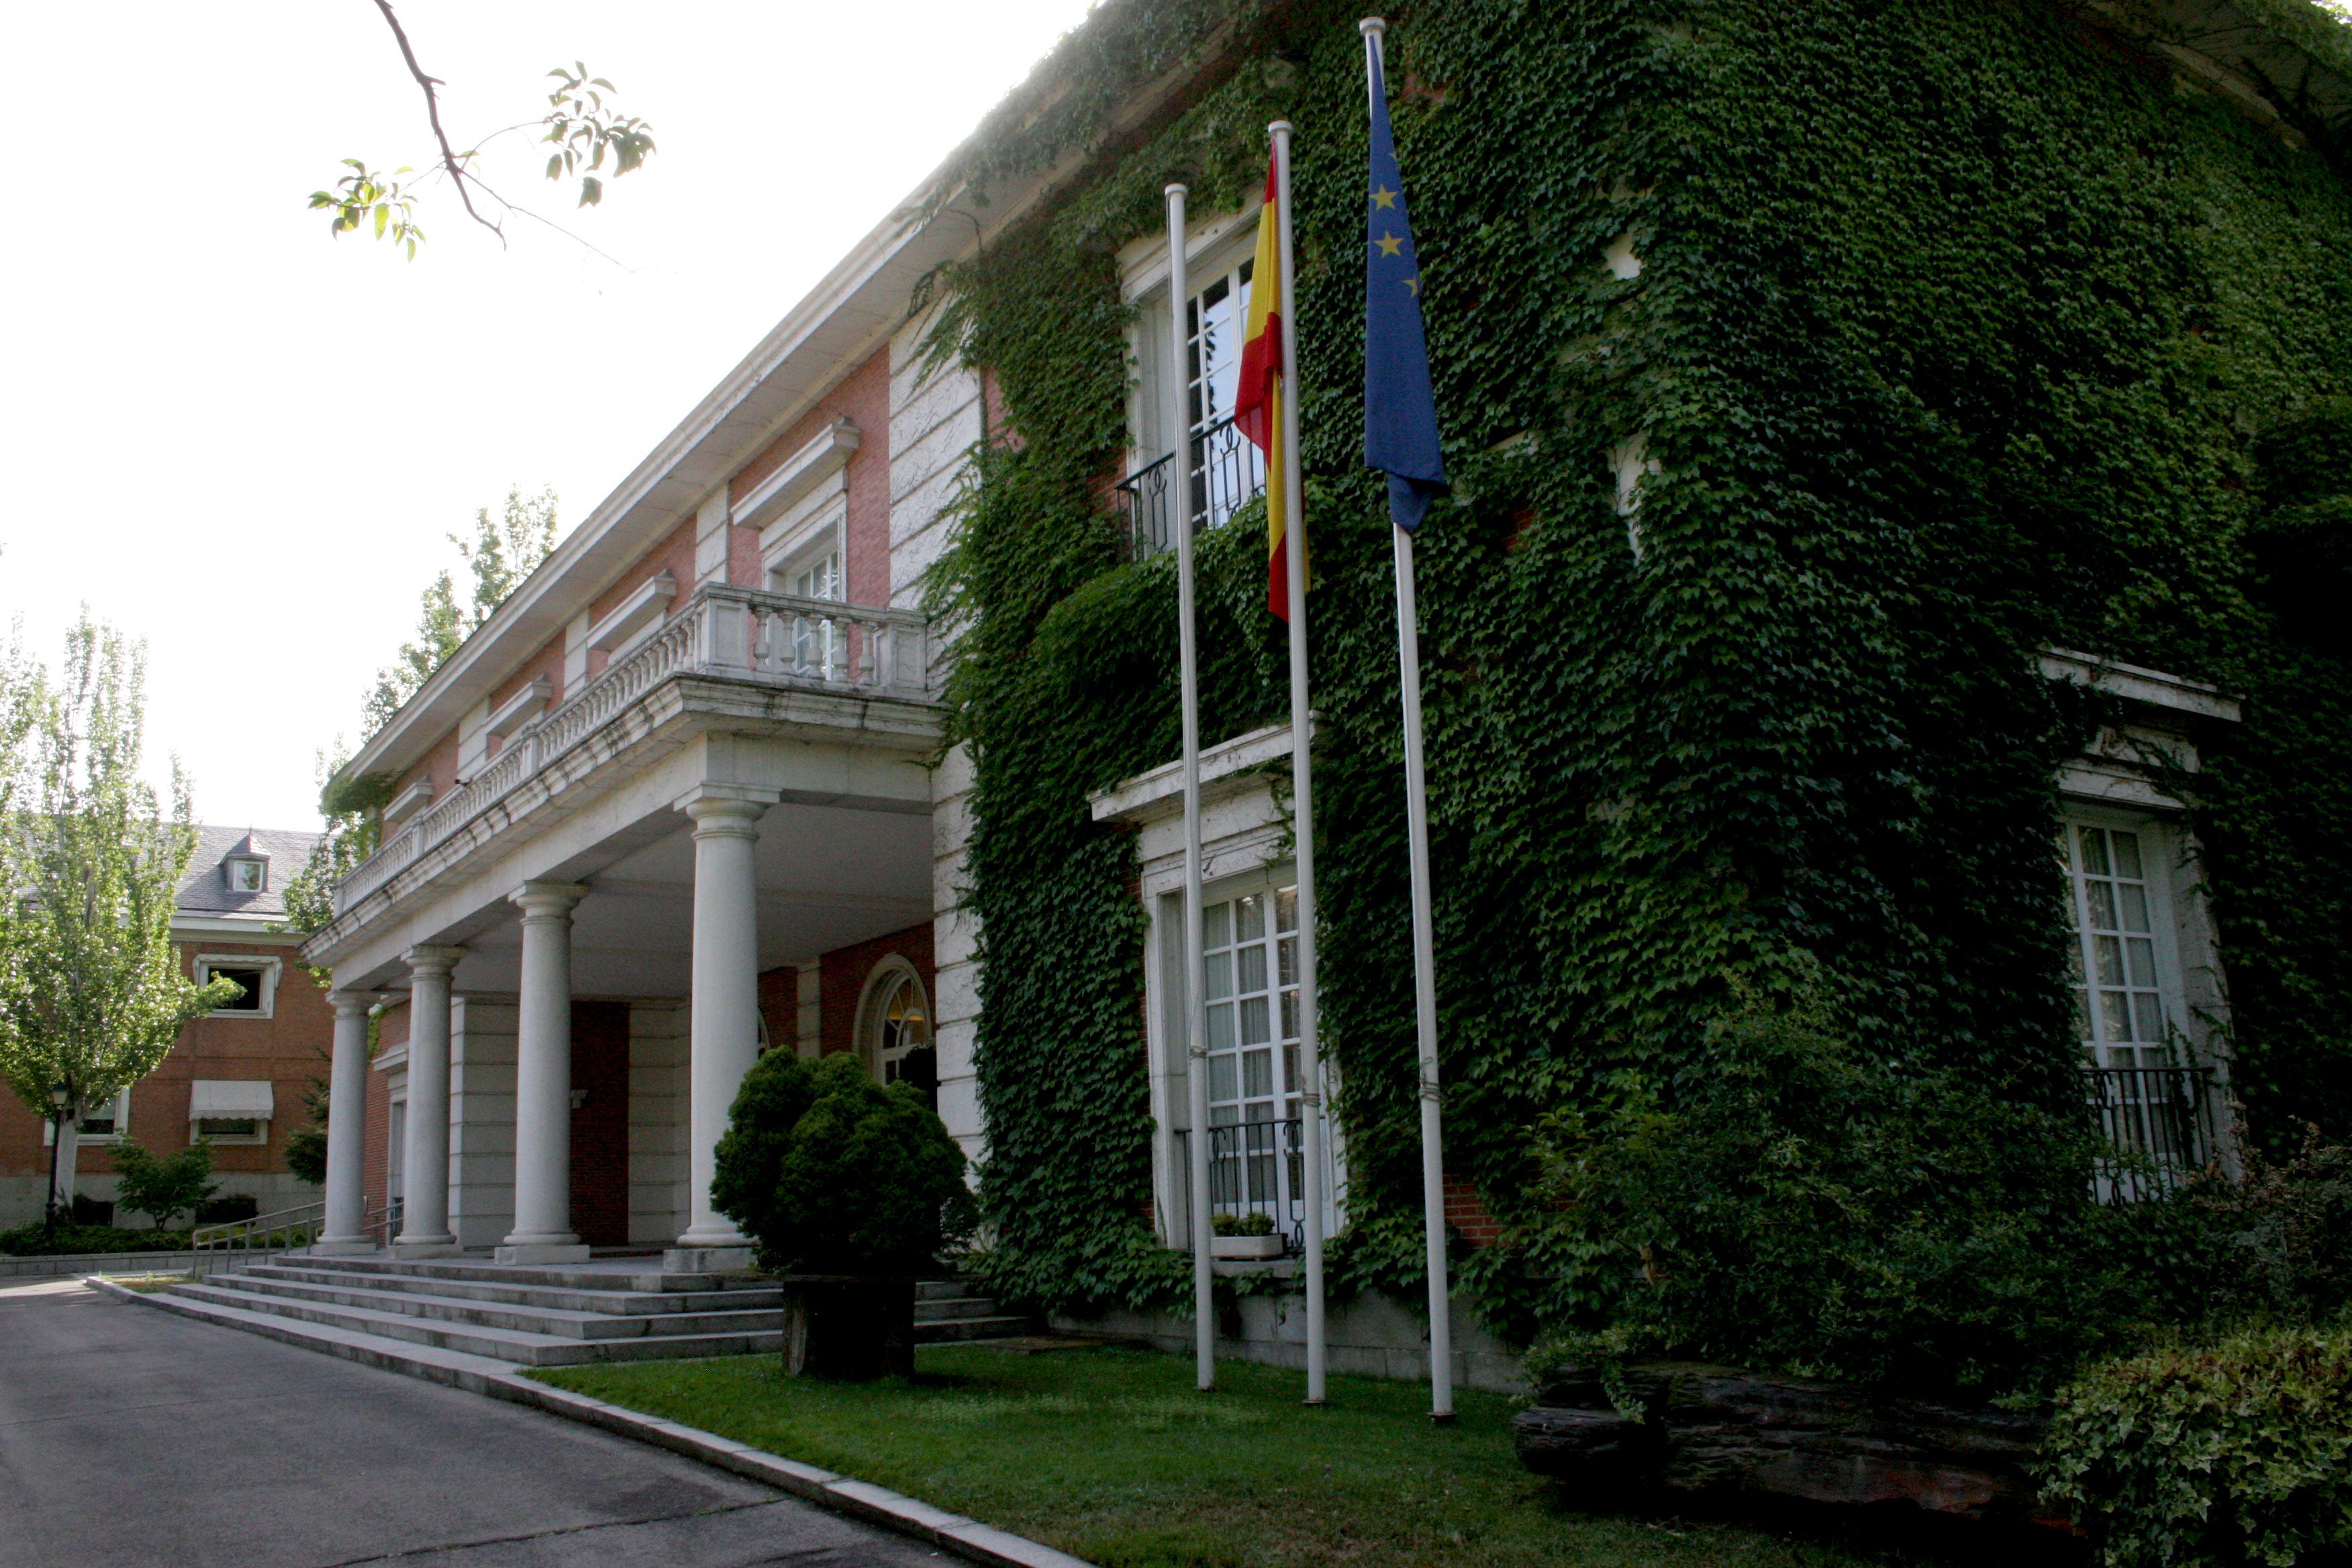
top-left (307, 0), bottom-right (2352, 1393)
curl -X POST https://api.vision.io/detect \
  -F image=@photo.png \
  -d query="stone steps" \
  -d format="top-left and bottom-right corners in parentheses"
top-left (207, 1271), bottom-right (777, 1342)
top-left (245, 1261), bottom-right (780, 1317)
top-left (168, 1277), bottom-right (781, 1367)
top-left (158, 1251), bottom-right (1039, 1367)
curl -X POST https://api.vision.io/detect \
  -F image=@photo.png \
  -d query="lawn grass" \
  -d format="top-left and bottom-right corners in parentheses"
top-left (536, 1344), bottom-right (1883, 1568)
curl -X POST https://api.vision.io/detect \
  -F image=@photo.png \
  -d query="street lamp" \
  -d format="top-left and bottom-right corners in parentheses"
top-left (44, 1084), bottom-right (70, 1236)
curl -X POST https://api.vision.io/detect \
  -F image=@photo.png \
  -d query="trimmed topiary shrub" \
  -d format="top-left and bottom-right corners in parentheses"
top-left (2039, 1326), bottom-right (2352, 1568)
top-left (711, 1050), bottom-right (975, 1276)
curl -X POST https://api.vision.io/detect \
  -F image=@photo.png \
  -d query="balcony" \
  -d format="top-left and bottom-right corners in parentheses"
top-left (1171, 1119), bottom-right (1324, 1255)
top-left (1116, 415), bottom-right (1267, 562)
top-left (2086, 1065), bottom-right (2224, 1203)
top-left (334, 584), bottom-right (929, 918)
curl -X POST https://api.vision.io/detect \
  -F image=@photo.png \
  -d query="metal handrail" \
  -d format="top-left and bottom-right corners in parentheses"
top-left (2086, 1065), bottom-right (2221, 1203)
top-left (1172, 1119), bottom-right (1308, 1253)
top-left (191, 1199), bottom-right (326, 1255)
top-left (368, 1197), bottom-right (402, 1248)
top-left (1116, 415), bottom-right (1267, 561)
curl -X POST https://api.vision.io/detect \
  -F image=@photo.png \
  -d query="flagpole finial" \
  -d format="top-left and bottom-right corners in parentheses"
top-left (1359, 17), bottom-right (1386, 39)
top-left (1165, 181), bottom-right (1188, 198)
top-left (1269, 119), bottom-right (1292, 136)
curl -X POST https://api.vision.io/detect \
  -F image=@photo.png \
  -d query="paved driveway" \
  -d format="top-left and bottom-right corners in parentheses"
top-left (0, 1278), bottom-right (946, 1568)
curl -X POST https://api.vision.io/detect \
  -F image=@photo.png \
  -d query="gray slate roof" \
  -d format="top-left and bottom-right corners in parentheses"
top-left (175, 824), bottom-right (321, 920)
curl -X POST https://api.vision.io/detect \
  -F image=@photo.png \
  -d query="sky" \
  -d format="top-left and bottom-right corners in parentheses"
top-left (0, 0), bottom-right (1099, 832)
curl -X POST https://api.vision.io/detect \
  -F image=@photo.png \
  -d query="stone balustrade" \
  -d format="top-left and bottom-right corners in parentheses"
top-left (334, 587), bottom-right (930, 917)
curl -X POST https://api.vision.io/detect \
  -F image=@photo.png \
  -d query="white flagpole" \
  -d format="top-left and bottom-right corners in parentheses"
top-left (1165, 182), bottom-right (1216, 1393)
top-left (1269, 121), bottom-right (1329, 1407)
top-left (1361, 15), bottom-right (1455, 1425)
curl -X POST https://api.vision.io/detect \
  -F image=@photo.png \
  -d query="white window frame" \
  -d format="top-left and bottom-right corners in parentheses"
top-left (46, 1087), bottom-right (132, 1146)
top-left (189, 1080), bottom-right (274, 1146)
top-left (1154, 865), bottom-right (1345, 1250)
top-left (196, 954), bottom-right (281, 1020)
top-left (855, 957), bottom-right (932, 1089)
top-left (1123, 213), bottom-right (1270, 548)
top-left (2061, 809), bottom-right (2194, 1071)
top-left (224, 856), bottom-right (268, 893)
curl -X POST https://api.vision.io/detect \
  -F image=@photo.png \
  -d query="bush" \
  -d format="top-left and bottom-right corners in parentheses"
top-left (2198, 1128), bottom-right (2352, 1325)
top-left (712, 1051), bottom-right (975, 1275)
top-left (111, 1138), bottom-right (218, 1230)
top-left (195, 1193), bottom-right (258, 1224)
top-left (1522, 969), bottom-right (2135, 1396)
top-left (2040, 1326), bottom-right (2352, 1568)
top-left (0, 1222), bottom-right (195, 1256)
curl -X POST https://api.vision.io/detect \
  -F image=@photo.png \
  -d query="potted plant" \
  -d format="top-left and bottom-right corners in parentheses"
top-left (712, 1051), bottom-right (974, 1379)
top-left (1210, 1209), bottom-right (1287, 1260)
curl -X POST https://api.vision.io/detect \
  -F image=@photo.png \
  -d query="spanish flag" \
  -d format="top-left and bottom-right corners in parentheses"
top-left (1232, 153), bottom-right (1293, 620)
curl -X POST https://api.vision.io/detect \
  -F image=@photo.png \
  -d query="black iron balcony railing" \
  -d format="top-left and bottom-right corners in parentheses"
top-left (2085, 1065), bottom-right (2222, 1203)
top-left (1115, 415), bottom-right (1268, 562)
top-left (1171, 1118), bottom-right (1306, 1252)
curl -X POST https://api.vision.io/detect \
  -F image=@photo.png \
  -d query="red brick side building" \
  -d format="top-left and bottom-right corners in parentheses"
top-left (0, 826), bottom-right (333, 1230)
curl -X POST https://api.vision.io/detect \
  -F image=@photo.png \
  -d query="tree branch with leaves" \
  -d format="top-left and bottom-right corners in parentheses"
top-left (309, 2), bottom-right (656, 259)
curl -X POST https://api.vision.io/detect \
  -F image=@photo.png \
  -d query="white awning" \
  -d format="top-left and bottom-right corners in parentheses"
top-left (189, 1079), bottom-right (275, 1119)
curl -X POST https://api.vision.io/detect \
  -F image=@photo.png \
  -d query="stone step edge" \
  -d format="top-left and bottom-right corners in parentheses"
top-left (88, 1276), bottom-right (1095, 1568)
top-left (212, 1272), bottom-right (784, 1337)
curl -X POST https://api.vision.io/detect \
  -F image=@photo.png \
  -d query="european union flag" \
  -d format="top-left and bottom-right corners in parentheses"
top-left (1363, 44), bottom-right (1447, 533)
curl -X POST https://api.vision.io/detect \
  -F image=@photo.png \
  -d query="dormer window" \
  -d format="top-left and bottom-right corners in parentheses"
top-left (222, 834), bottom-right (271, 892)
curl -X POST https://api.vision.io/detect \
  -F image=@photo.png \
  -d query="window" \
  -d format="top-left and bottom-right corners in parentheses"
top-left (209, 967), bottom-right (266, 1013)
top-left (1181, 257), bottom-right (1267, 536)
top-left (2063, 821), bottom-right (2180, 1071)
top-left (226, 857), bottom-right (266, 892)
top-left (1122, 235), bottom-right (1270, 558)
top-left (2062, 816), bottom-right (2219, 1189)
top-left (860, 963), bottom-right (934, 1097)
top-left (195, 956), bottom-right (278, 1018)
top-left (1202, 885), bottom-right (1303, 1223)
top-left (47, 1087), bottom-right (132, 1145)
top-left (189, 1079), bottom-right (273, 1145)
top-left (791, 549), bottom-right (844, 675)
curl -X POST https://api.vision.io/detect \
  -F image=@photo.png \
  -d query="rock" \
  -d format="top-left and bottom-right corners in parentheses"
top-left (1516, 1363), bottom-right (2045, 1524)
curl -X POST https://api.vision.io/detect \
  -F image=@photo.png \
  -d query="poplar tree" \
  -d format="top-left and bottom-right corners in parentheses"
top-left (0, 617), bottom-right (235, 1220)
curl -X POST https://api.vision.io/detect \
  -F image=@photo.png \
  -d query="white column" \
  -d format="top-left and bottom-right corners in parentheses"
top-left (393, 944), bottom-right (464, 1258)
top-left (313, 990), bottom-right (376, 1254)
top-left (499, 882), bottom-right (591, 1264)
top-left (670, 793), bottom-right (767, 1269)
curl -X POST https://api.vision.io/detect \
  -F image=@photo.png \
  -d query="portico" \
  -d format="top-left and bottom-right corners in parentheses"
top-left (301, 589), bottom-right (944, 1269)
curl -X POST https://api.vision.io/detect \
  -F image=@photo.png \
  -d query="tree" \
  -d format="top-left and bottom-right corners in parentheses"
top-left (111, 1138), bottom-right (219, 1231)
top-left (283, 1047), bottom-right (334, 1187)
top-left (0, 616), bottom-right (238, 1225)
top-left (309, 2), bottom-right (656, 258)
top-left (281, 487), bottom-right (560, 947)
top-left (363, 485), bottom-right (558, 732)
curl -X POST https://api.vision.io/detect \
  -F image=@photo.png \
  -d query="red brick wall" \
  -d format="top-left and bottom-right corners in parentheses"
top-left (730, 348), bottom-right (892, 605)
top-left (395, 728), bottom-right (460, 814)
top-left (757, 965), bottom-right (799, 1055)
top-left (1442, 1175), bottom-right (1502, 1249)
top-left (818, 924), bottom-right (936, 1063)
top-left (569, 1001), bottom-right (631, 1247)
top-left (485, 627), bottom-right (569, 759)
top-left (581, 514), bottom-right (697, 685)
top-left (0, 939), bottom-right (336, 1213)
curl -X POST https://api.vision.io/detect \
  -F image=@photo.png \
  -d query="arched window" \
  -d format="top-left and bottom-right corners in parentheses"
top-left (858, 960), bottom-right (934, 1101)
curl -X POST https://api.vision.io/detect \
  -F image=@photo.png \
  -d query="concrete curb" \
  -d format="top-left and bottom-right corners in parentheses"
top-left (88, 1275), bottom-right (1095, 1568)
top-left (0, 1248), bottom-right (265, 1281)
